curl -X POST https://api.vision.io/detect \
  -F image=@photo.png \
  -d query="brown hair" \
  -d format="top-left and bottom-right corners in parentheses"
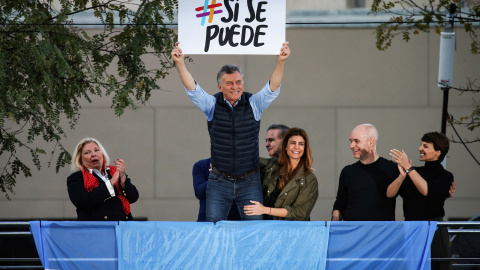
top-left (276, 127), bottom-right (313, 189)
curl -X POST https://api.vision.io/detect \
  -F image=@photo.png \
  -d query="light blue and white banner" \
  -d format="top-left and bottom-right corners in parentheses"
top-left (30, 220), bottom-right (435, 270)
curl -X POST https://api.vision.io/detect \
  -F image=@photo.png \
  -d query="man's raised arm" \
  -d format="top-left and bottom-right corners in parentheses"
top-left (269, 41), bottom-right (291, 92)
top-left (172, 42), bottom-right (196, 91)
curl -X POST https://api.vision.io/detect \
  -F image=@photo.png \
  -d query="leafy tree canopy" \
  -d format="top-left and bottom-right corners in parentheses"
top-left (371, 0), bottom-right (480, 143)
top-left (371, 0), bottom-right (480, 54)
top-left (0, 0), bottom-right (178, 198)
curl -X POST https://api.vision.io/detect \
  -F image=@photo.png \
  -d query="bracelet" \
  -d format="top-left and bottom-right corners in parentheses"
top-left (269, 207), bottom-right (272, 215)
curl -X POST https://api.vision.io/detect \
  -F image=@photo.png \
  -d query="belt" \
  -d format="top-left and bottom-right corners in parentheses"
top-left (212, 166), bottom-right (259, 180)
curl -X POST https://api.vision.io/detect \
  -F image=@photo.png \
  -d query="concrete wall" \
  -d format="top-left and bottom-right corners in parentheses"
top-left (287, 0), bottom-right (346, 10)
top-left (1, 27), bottom-right (479, 222)
top-left (286, 0), bottom-right (376, 9)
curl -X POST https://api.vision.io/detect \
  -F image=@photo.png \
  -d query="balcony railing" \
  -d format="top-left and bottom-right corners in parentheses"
top-left (1, 221), bottom-right (479, 269)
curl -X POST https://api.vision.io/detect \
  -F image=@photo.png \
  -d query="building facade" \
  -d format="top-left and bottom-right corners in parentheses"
top-left (1, 6), bottom-right (479, 222)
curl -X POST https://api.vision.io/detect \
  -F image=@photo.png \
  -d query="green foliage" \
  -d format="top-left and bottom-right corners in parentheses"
top-left (466, 107), bottom-right (480, 131)
top-left (370, 0), bottom-right (480, 141)
top-left (371, 0), bottom-right (480, 53)
top-left (452, 84), bottom-right (480, 139)
top-left (0, 0), bottom-right (178, 199)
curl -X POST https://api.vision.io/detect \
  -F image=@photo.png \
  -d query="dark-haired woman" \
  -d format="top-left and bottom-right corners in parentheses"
top-left (244, 127), bottom-right (318, 221)
top-left (388, 131), bottom-right (455, 270)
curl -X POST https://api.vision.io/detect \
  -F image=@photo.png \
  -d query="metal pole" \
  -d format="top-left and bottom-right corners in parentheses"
top-left (441, 87), bottom-right (449, 134)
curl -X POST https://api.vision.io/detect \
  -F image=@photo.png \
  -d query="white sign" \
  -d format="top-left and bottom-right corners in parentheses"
top-left (178, 0), bottom-right (286, 55)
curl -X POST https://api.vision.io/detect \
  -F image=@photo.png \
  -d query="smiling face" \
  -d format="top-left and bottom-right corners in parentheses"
top-left (418, 141), bottom-right (440, 162)
top-left (349, 126), bottom-right (374, 161)
top-left (286, 135), bottom-right (305, 162)
top-left (81, 142), bottom-right (104, 170)
top-left (218, 71), bottom-right (243, 106)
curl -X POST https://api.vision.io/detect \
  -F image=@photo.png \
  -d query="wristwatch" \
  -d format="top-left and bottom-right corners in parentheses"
top-left (405, 167), bottom-right (415, 174)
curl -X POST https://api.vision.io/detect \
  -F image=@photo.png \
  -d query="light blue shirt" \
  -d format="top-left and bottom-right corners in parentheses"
top-left (185, 82), bottom-right (280, 121)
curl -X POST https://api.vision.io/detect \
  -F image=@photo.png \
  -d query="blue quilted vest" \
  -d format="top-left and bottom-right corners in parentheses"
top-left (208, 92), bottom-right (260, 175)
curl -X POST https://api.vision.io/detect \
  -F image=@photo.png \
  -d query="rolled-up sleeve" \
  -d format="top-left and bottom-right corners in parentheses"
top-left (249, 82), bottom-right (280, 121)
top-left (185, 83), bottom-right (216, 121)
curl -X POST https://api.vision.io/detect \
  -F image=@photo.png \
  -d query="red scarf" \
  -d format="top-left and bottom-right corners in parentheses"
top-left (82, 165), bottom-right (131, 215)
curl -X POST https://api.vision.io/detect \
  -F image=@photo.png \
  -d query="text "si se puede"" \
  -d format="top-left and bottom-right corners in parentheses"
top-left (204, 0), bottom-right (268, 52)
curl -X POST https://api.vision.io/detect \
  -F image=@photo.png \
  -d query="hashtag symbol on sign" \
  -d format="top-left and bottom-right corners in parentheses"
top-left (195, 0), bottom-right (223, 26)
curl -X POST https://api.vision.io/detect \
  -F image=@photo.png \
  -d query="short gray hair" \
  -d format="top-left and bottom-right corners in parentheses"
top-left (267, 124), bottom-right (290, 139)
top-left (216, 65), bottom-right (244, 85)
top-left (355, 123), bottom-right (379, 144)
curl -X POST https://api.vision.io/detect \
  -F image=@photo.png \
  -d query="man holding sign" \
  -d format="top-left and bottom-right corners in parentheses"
top-left (171, 41), bottom-right (290, 222)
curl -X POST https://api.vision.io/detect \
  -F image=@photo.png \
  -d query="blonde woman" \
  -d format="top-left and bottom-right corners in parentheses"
top-left (67, 138), bottom-right (139, 221)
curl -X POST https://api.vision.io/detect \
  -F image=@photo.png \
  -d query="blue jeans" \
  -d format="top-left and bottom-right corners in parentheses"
top-left (205, 170), bottom-right (263, 222)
